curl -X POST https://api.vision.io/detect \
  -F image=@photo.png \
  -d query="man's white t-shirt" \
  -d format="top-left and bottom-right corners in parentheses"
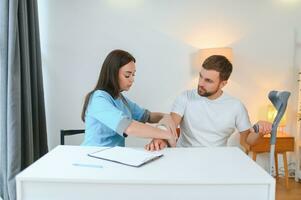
top-left (171, 89), bottom-right (251, 147)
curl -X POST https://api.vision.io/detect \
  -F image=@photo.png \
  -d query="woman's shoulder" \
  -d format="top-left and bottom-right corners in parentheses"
top-left (93, 90), bottom-right (112, 98)
top-left (87, 90), bottom-right (115, 111)
top-left (90, 90), bottom-right (115, 103)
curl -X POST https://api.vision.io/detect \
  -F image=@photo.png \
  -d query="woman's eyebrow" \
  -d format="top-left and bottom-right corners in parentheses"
top-left (125, 70), bottom-right (136, 74)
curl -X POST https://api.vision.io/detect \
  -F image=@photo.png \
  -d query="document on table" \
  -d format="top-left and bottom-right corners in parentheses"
top-left (88, 146), bottom-right (163, 167)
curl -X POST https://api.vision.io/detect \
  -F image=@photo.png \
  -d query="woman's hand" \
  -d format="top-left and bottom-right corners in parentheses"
top-left (157, 125), bottom-right (177, 147)
top-left (166, 131), bottom-right (177, 147)
top-left (158, 114), bottom-right (178, 140)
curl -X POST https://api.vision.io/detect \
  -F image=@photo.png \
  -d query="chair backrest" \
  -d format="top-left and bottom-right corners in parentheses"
top-left (60, 129), bottom-right (85, 145)
top-left (176, 127), bottom-right (180, 137)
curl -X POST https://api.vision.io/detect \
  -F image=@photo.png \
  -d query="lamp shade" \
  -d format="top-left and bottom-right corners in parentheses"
top-left (199, 47), bottom-right (233, 66)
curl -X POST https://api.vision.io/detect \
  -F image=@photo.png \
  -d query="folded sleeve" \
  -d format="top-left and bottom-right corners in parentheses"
top-left (87, 91), bottom-right (132, 136)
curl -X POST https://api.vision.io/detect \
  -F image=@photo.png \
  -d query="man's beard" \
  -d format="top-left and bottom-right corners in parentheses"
top-left (197, 85), bottom-right (219, 97)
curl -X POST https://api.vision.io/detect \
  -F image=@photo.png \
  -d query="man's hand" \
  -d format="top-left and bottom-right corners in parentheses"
top-left (145, 139), bottom-right (168, 151)
top-left (254, 120), bottom-right (272, 136)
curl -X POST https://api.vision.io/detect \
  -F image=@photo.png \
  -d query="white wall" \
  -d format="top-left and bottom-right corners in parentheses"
top-left (38, 0), bottom-right (301, 165)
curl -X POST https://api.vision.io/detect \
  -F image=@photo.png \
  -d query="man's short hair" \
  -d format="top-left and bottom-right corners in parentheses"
top-left (202, 55), bottom-right (232, 81)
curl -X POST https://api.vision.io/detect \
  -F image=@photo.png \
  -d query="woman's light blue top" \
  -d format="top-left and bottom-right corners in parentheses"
top-left (82, 90), bottom-right (150, 147)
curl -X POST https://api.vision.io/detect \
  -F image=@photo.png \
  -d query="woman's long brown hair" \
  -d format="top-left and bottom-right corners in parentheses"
top-left (81, 50), bottom-right (135, 122)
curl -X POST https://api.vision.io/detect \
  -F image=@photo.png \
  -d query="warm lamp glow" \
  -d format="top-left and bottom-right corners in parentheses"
top-left (267, 105), bottom-right (287, 127)
top-left (199, 47), bottom-right (233, 66)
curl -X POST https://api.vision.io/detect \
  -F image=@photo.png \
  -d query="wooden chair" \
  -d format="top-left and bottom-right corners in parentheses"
top-left (241, 135), bottom-right (294, 189)
top-left (176, 127), bottom-right (180, 137)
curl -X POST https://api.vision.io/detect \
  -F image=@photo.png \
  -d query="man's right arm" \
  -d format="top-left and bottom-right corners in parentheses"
top-left (145, 112), bottom-right (182, 151)
top-left (171, 112), bottom-right (182, 127)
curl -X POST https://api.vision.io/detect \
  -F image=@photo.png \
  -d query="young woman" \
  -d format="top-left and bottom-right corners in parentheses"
top-left (81, 49), bottom-right (177, 147)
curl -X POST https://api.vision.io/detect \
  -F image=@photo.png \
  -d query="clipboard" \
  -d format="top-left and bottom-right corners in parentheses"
top-left (88, 146), bottom-right (163, 167)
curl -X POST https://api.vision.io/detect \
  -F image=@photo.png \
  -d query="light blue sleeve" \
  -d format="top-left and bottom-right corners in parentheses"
top-left (123, 96), bottom-right (150, 123)
top-left (87, 91), bottom-right (132, 136)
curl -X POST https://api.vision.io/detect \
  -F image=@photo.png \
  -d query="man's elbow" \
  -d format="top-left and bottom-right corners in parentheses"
top-left (246, 137), bottom-right (260, 146)
top-left (246, 139), bottom-right (254, 146)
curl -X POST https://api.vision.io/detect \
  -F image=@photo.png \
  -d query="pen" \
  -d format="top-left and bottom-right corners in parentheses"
top-left (72, 163), bottom-right (103, 168)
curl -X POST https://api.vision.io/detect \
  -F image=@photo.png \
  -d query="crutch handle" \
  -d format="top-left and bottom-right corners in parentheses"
top-left (253, 124), bottom-right (259, 133)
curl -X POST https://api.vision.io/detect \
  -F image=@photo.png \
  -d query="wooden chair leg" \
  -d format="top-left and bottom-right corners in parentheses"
top-left (282, 152), bottom-right (289, 189)
top-left (274, 153), bottom-right (279, 178)
top-left (252, 152), bottom-right (257, 161)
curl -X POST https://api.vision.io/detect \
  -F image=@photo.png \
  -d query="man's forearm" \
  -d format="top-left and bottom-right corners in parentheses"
top-left (246, 130), bottom-right (262, 146)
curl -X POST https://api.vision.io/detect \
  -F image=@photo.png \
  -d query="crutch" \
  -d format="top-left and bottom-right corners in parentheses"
top-left (254, 91), bottom-right (290, 175)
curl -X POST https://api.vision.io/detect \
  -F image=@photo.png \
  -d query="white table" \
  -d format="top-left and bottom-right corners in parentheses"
top-left (16, 146), bottom-right (275, 200)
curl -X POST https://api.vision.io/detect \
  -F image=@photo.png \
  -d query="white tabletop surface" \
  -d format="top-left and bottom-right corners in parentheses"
top-left (17, 145), bottom-right (274, 185)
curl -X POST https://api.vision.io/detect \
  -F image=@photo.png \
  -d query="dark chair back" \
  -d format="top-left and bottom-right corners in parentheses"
top-left (60, 129), bottom-right (85, 145)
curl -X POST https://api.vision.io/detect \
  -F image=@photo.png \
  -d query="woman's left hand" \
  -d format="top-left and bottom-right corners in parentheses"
top-left (158, 114), bottom-right (178, 140)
